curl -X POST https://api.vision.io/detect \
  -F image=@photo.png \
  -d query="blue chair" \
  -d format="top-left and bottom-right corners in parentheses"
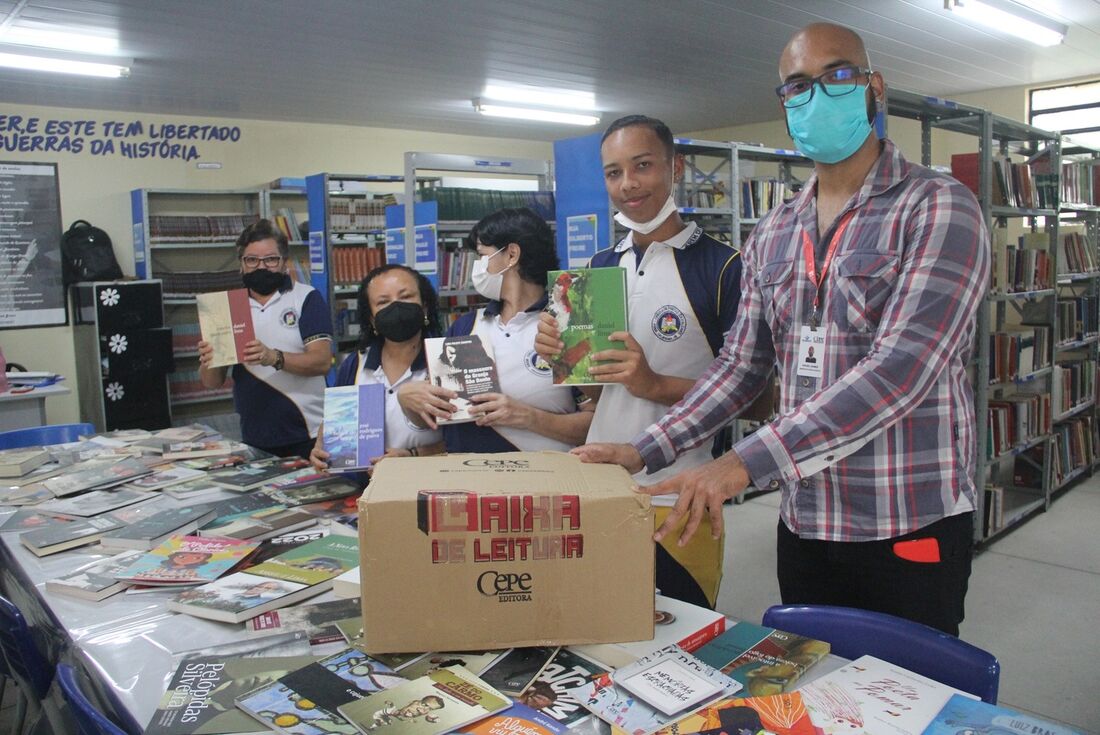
top-left (56, 663), bottom-right (130, 735)
top-left (762, 604), bottom-right (1000, 704)
top-left (0, 422), bottom-right (95, 449)
top-left (0, 595), bottom-right (59, 734)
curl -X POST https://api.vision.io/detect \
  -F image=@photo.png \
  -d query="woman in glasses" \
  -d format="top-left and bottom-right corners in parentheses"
top-left (198, 219), bottom-right (333, 459)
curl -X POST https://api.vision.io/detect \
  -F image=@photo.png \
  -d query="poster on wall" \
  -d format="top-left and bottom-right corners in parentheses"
top-left (0, 161), bottom-right (66, 328)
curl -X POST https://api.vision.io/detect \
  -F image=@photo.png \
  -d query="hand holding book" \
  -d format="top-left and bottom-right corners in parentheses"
top-left (397, 379), bottom-right (457, 431)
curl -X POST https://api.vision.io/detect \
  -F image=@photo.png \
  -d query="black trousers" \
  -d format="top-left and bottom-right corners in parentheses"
top-left (776, 512), bottom-right (974, 635)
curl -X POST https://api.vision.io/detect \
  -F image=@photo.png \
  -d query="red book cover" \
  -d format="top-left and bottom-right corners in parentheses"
top-left (196, 288), bottom-right (255, 368)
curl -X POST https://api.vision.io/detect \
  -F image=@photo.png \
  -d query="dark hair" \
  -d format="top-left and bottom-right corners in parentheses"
top-left (465, 207), bottom-right (558, 288)
top-left (356, 263), bottom-right (442, 351)
top-left (235, 218), bottom-right (289, 259)
top-left (601, 115), bottom-right (676, 159)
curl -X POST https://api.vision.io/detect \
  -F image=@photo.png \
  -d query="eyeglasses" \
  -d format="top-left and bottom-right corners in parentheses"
top-left (776, 65), bottom-right (873, 108)
top-left (240, 255), bottom-right (284, 269)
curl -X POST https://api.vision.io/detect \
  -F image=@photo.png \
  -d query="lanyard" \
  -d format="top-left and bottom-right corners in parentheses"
top-left (801, 211), bottom-right (855, 327)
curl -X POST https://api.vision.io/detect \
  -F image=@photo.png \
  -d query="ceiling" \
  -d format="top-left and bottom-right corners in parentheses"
top-left (1, 0), bottom-right (1099, 141)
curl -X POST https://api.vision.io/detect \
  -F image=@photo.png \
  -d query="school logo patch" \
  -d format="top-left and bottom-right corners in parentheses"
top-left (652, 306), bottom-right (687, 342)
top-left (524, 349), bottom-right (553, 377)
top-left (280, 308), bottom-right (299, 327)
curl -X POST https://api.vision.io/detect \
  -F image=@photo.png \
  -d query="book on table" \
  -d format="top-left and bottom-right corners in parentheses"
top-left (246, 596), bottom-right (363, 653)
top-left (264, 474), bottom-right (361, 507)
top-left (657, 691), bottom-right (819, 735)
top-left (113, 535), bottom-right (259, 586)
top-left (478, 646), bottom-right (560, 697)
top-left (545, 266), bottom-right (629, 385)
top-left (921, 693), bottom-right (1083, 735)
top-left (196, 288), bottom-right (255, 368)
top-left (198, 505), bottom-right (318, 541)
top-left (692, 620), bottom-right (830, 697)
top-left (99, 505), bottom-right (219, 551)
top-left (206, 459), bottom-right (311, 492)
top-left (44, 549), bottom-right (146, 601)
top-left (123, 465), bottom-right (207, 491)
top-left (323, 383), bottom-right (386, 472)
top-left (20, 514), bottom-right (127, 557)
top-left (460, 702), bottom-right (568, 735)
top-left (38, 487), bottom-right (156, 517)
top-left (0, 447), bottom-right (50, 478)
top-left (42, 457), bottom-right (153, 497)
top-left (423, 334), bottom-right (501, 424)
top-left (515, 648), bottom-right (609, 728)
top-left (168, 534), bottom-right (360, 623)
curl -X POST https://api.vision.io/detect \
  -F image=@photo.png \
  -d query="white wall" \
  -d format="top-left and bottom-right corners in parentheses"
top-left (0, 102), bottom-right (551, 425)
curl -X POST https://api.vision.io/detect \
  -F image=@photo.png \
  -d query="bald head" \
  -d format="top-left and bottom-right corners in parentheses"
top-left (780, 23), bottom-right (871, 82)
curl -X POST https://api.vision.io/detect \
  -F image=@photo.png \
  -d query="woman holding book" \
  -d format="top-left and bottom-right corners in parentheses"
top-left (398, 207), bottom-right (593, 452)
top-left (310, 264), bottom-right (446, 473)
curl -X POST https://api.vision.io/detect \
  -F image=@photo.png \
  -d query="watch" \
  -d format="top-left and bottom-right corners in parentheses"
top-left (273, 349), bottom-right (285, 371)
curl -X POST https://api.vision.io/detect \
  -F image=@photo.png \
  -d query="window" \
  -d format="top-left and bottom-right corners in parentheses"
top-left (1030, 79), bottom-right (1100, 148)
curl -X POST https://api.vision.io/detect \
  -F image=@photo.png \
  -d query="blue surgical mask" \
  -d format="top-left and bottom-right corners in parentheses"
top-left (785, 84), bottom-right (873, 164)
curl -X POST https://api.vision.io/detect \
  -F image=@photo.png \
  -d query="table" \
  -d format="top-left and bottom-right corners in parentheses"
top-left (0, 384), bottom-right (71, 431)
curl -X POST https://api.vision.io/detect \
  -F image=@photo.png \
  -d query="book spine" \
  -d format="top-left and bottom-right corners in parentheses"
top-left (228, 289), bottom-right (255, 362)
top-left (678, 617), bottom-right (727, 653)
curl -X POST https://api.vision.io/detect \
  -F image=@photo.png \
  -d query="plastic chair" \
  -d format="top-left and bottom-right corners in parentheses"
top-left (0, 595), bottom-right (58, 734)
top-left (56, 664), bottom-right (129, 735)
top-left (0, 422), bottom-right (95, 450)
top-left (762, 604), bottom-right (1000, 703)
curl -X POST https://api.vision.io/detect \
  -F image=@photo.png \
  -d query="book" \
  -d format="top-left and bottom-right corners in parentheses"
top-left (124, 465), bottom-right (206, 491)
top-left (201, 493), bottom-right (288, 529)
top-left (207, 460), bottom-right (309, 492)
top-left (323, 384), bottom-right (386, 472)
top-left (42, 457), bottom-right (153, 496)
top-left (264, 474), bottom-right (362, 507)
top-left (693, 620), bottom-right (830, 697)
top-left (516, 648), bottom-right (607, 727)
top-left (0, 509), bottom-right (76, 532)
top-left (235, 647), bottom-right (406, 734)
top-left (545, 267), bottom-right (629, 385)
top-left (921, 693), bottom-right (1083, 735)
top-left (456, 703), bottom-right (568, 735)
top-left (657, 691), bottom-right (818, 735)
top-left (114, 535), bottom-right (258, 586)
top-left (168, 535), bottom-right (359, 623)
top-left (200, 505), bottom-right (319, 541)
top-left (177, 445), bottom-right (275, 470)
top-left (162, 440), bottom-right (250, 461)
top-left (333, 566), bottom-right (361, 598)
top-left (155, 425), bottom-right (212, 442)
top-left (145, 653), bottom-right (319, 735)
top-left (799, 655), bottom-right (975, 735)
top-left (44, 549), bottom-right (145, 601)
top-left (162, 476), bottom-right (227, 501)
top-left (0, 446), bottom-right (50, 477)
top-left (99, 505), bottom-right (219, 551)
top-left (20, 514), bottom-right (127, 556)
top-left (424, 335), bottom-right (501, 423)
top-left (400, 651), bottom-right (508, 680)
top-left (247, 596), bottom-right (363, 651)
top-left (576, 645), bottom-right (740, 735)
top-left (337, 665), bottom-right (511, 735)
top-left (478, 647), bottom-right (560, 697)
top-left (196, 288), bottom-right (255, 368)
top-left (38, 487), bottom-right (156, 517)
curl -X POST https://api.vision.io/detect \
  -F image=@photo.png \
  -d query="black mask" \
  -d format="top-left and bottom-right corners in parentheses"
top-left (372, 301), bottom-right (425, 342)
top-left (242, 269), bottom-right (286, 296)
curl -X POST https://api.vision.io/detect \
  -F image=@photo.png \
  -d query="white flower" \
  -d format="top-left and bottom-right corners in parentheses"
top-left (108, 334), bottom-right (128, 354)
top-left (106, 382), bottom-right (124, 401)
top-left (99, 288), bottom-right (120, 307)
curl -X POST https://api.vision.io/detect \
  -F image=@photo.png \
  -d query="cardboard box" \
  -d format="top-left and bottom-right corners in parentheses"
top-left (357, 452), bottom-right (655, 653)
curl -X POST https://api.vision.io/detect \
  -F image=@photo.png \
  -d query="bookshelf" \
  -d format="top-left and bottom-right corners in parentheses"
top-left (730, 142), bottom-right (812, 249)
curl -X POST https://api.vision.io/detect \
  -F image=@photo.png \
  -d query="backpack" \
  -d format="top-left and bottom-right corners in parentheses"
top-left (61, 219), bottom-right (123, 286)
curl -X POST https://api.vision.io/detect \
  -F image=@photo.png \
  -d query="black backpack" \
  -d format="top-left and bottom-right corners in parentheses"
top-left (61, 219), bottom-right (123, 286)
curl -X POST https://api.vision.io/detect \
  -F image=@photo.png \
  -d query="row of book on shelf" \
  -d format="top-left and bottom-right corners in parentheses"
top-left (1056, 295), bottom-right (1099, 344)
top-left (331, 245), bottom-right (386, 287)
top-left (420, 187), bottom-right (556, 222)
top-left (950, 152), bottom-right (1059, 211)
top-left (149, 214), bottom-right (261, 242)
top-left (328, 197), bottom-right (392, 232)
top-left (1008, 414), bottom-right (1099, 494)
top-left (270, 206), bottom-right (305, 243)
top-left (1060, 157), bottom-right (1100, 207)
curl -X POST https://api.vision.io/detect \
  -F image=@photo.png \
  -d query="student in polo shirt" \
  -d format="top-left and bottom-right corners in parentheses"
top-left (310, 264), bottom-right (446, 473)
top-left (398, 207), bottom-right (594, 452)
top-left (198, 219), bottom-right (332, 459)
top-left (534, 115), bottom-right (743, 609)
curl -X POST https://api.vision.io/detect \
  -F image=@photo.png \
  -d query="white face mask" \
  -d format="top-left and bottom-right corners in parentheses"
top-left (613, 193), bottom-right (678, 235)
top-left (470, 247), bottom-right (512, 301)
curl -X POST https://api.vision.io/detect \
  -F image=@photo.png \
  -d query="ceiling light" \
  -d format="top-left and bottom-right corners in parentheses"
top-left (483, 84), bottom-right (597, 111)
top-left (474, 100), bottom-right (600, 126)
top-left (0, 45), bottom-right (131, 78)
top-left (1, 27), bottom-right (119, 54)
top-left (945, 0), bottom-right (1067, 47)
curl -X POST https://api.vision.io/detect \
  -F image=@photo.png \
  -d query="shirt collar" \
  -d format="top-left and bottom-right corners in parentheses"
top-left (793, 138), bottom-right (910, 216)
top-left (615, 221), bottom-right (701, 253)
top-left (361, 337), bottom-right (427, 371)
top-left (482, 292), bottom-right (550, 317)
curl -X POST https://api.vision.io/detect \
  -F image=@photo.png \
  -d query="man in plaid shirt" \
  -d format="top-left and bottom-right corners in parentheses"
top-left (578, 22), bottom-right (989, 635)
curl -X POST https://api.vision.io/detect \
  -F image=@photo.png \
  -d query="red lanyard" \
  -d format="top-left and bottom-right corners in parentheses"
top-left (801, 211), bottom-right (855, 327)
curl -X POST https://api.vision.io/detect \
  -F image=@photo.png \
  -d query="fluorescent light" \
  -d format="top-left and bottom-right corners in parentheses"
top-left (474, 100), bottom-right (600, 126)
top-left (945, 0), bottom-right (1067, 47)
top-left (483, 84), bottom-right (597, 111)
top-left (0, 45), bottom-right (130, 78)
top-left (2, 27), bottom-right (119, 54)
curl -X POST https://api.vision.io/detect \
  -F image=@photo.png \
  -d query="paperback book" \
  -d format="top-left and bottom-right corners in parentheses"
top-left (42, 457), bottom-right (153, 497)
top-left (114, 535), bottom-right (258, 586)
top-left (693, 620), bottom-right (830, 697)
top-left (0, 509), bottom-right (75, 533)
top-left (478, 647), bottom-right (560, 697)
top-left (323, 384), bottom-right (386, 472)
top-left (457, 703), bottom-right (568, 735)
top-left (545, 267), bottom-right (629, 385)
top-left (200, 505), bottom-right (318, 541)
top-left (337, 665), bottom-right (511, 735)
top-left (921, 693), bottom-right (1083, 735)
top-left (424, 335), bottom-right (500, 423)
top-left (247, 596), bottom-right (363, 652)
top-left (399, 651), bottom-right (508, 680)
top-left (264, 474), bottom-right (361, 507)
top-left (0, 447), bottom-right (50, 477)
top-left (208, 460), bottom-right (309, 492)
top-left (99, 505), bottom-right (219, 551)
top-left (21, 514), bottom-right (126, 556)
top-left (196, 288), bottom-right (255, 368)
top-left (44, 549), bottom-right (145, 601)
top-left (517, 648), bottom-right (608, 728)
top-left (38, 487), bottom-right (155, 517)
top-left (162, 440), bottom-right (251, 461)
top-left (162, 476), bottom-right (226, 501)
top-left (124, 465), bottom-right (206, 491)
top-left (658, 691), bottom-right (818, 735)
top-left (154, 425), bottom-right (212, 442)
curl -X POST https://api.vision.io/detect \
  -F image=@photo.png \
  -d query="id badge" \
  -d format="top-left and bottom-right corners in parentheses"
top-left (797, 325), bottom-right (825, 378)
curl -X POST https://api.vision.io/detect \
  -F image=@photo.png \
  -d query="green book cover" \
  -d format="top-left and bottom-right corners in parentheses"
top-left (248, 535), bottom-right (360, 586)
top-left (693, 622), bottom-right (829, 697)
top-left (545, 267), bottom-right (628, 385)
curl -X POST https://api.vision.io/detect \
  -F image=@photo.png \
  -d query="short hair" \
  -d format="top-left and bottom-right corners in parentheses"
top-left (236, 218), bottom-right (289, 259)
top-left (422, 695), bottom-right (445, 709)
top-left (356, 263), bottom-right (442, 351)
top-left (601, 115), bottom-right (676, 159)
top-left (465, 207), bottom-right (559, 288)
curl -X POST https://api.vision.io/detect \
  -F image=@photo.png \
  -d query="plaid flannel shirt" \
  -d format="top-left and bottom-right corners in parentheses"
top-left (634, 139), bottom-right (990, 541)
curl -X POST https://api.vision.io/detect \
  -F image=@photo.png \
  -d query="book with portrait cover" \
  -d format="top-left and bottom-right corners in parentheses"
top-left (114, 535), bottom-right (258, 586)
top-left (196, 288), bottom-right (255, 368)
top-left (323, 384), bottom-right (386, 472)
top-left (424, 335), bottom-right (501, 423)
top-left (516, 648), bottom-right (608, 728)
top-left (545, 267), bottom-right (628, 385)
top-left (693, 621), bottom-right (830, 698)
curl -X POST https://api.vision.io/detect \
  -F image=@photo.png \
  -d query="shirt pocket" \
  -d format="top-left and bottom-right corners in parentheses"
top-left (832, 251), bottom-right (899, 332)
top-left (758, 259), bottom-right (797, 334)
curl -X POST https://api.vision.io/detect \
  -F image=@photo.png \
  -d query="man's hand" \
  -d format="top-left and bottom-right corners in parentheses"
top-left (397, 380), bottom-right (456, 430)
top-left (640, 451), bottom-right (751, 546)
top-left (571, 442), bottom-right (645, 475)
top-left (241, 339), bottom-right (276, 367)
top-left (196, 340), bottom-right (215, 369)
top-left (534, 312), bottom-right (563, 361)
top-left (589, 331), bottom-right (659, 399)
top-left (469, 392), bottom-right (534, 429)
